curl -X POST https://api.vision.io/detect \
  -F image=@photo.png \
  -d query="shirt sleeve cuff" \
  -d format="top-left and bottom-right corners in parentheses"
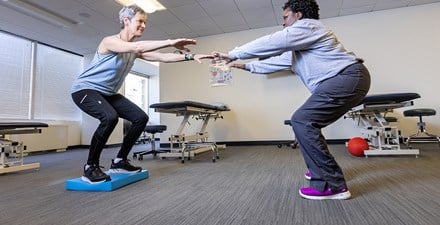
top-left (245, 63), bottom-right (252, 72)
top-left (228, 50), bottom-right (239, 61)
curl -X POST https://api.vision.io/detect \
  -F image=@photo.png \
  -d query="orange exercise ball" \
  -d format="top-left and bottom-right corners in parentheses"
top-left (347, 137), bottom-right (369, 157)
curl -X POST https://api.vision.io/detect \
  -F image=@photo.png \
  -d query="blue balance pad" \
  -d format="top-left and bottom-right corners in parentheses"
top-left (65, 170), bottom-right (149, 192)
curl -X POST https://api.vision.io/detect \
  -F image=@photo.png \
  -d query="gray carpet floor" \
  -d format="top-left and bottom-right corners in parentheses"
top-left (1, 143), bottom-right (439, 225)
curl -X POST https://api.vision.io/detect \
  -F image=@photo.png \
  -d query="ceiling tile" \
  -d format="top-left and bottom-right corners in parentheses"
top-left (195, 27), bottom-right (224, 37)
top-left (374, 0), bottom-right (411, 11)
top-left (408, 0), bottom-right (440, 5)
top-left (168, 32), bottom-right (199, 39)
top-left (250, 20), bottom-right (281, 29)
top-left (316, 0), bottom-right (344, 18)
top-left (221, 24), bottom-right (249, 33)
top-left (158, 21), bottom-right (192, 35)
top-left (241, 8), bottom-right (278, 27)
top-left (159, 0), bottom-right (199, 8)
top-left (169, 3), bottom-right (207, 21)
top-left (26, 0), bottom-right (83, 15)
top-left (340, 5), bottom-right (375, 16)
top-left (320, 10), bottom-right (341, 19)
top-left (0, 5), bottom-right (67, 39)
top-left (198, 0), bottom-right (240, 16)
top-left (341, 0), bottom-right (377, 9)
top-left (212, 12), bottom-right (247, 28)
top-left (148, 10), bottom-right (182, 25)
top-left (271, 0), bottom-right (286, 5)
top-left (81, 0), bottom-right (121, 21)
top-left (185, 18), bottom-right (219, 31)
top-left (318, 0), bottom-right (343, 12)
top-left (234, 0), bottom-right (273, 10)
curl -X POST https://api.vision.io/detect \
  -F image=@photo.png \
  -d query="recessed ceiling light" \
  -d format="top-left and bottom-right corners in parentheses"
top-left (114, 0), bottom-right (166, 13)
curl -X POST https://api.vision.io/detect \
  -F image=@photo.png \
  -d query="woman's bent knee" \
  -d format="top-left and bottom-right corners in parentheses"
top-left (101, 112), bottom-right (119, 128)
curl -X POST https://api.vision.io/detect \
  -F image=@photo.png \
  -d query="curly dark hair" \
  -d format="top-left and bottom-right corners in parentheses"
top-left (283, 0), bottom-right (320, 20)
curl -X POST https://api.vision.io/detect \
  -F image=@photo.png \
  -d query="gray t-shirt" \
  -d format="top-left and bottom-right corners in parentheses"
top-left (71, 51), bottom-right (137, 95)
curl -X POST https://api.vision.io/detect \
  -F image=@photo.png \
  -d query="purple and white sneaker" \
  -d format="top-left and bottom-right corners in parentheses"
top-left (299, 187), bottom-right (351, 200)
top-left (305, 172), bottom-right (311, 180)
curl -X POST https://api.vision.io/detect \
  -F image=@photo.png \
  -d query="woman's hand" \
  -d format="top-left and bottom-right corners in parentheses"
top-left (170, 38), bottom-right (197, 52)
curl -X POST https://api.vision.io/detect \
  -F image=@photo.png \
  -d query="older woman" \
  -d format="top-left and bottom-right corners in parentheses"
top-left (71, 5), bottom-right (211, 184)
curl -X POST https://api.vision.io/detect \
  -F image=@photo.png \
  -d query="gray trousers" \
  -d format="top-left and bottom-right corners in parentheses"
top-left (290, 62), bottom-right (370, 192)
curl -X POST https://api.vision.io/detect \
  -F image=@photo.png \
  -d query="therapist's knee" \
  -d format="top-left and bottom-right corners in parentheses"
top-left (290, 109), bottom-right (310, 129)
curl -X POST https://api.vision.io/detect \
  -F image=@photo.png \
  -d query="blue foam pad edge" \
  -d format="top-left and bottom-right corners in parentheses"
top-left (65, 170), bottom-right (149, 192)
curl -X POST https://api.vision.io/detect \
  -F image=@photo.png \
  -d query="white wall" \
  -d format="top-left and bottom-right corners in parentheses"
top-left (158, 3), bottom-right (440, 143)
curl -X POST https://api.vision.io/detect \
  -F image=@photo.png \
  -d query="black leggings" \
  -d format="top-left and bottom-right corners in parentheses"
top-left (72, 89), bottom-right (148, 165)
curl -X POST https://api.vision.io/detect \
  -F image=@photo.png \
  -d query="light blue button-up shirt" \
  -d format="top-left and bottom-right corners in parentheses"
top-left (228, 19), bottom-right (360, 93)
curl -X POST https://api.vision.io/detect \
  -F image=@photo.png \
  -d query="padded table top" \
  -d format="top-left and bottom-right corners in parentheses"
top-left (150, 101), bottom-right (230, 111)
top-left (0, 122), bottom-right (49, 130)
top-left (360, 93), bottom-right (420, 105)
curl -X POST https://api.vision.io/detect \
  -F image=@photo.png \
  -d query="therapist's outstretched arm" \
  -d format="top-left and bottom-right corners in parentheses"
top-left (230, 63), bottom-right (248, 71)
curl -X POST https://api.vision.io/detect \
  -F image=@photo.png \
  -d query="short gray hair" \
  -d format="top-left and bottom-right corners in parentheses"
top-left (119, 5), bottom-right (145, 28)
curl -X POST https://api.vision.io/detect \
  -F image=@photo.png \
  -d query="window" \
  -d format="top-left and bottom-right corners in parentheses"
top-left (124, 72), bottom-right (149, 112)
top-left (0, 31), bottom-right (83, 121)
top-left (0, 32), bottom-right (32, 119)
top-left (33, 44), bottom-right (83, 121)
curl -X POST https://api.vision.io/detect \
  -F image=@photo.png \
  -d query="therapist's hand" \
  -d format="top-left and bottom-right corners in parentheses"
top-left (212, 51), bottom-right (230, 60)
top-left (194, 54), bottom-right (215, 63)
top-left (230, 63), bottom-right (247, 71)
